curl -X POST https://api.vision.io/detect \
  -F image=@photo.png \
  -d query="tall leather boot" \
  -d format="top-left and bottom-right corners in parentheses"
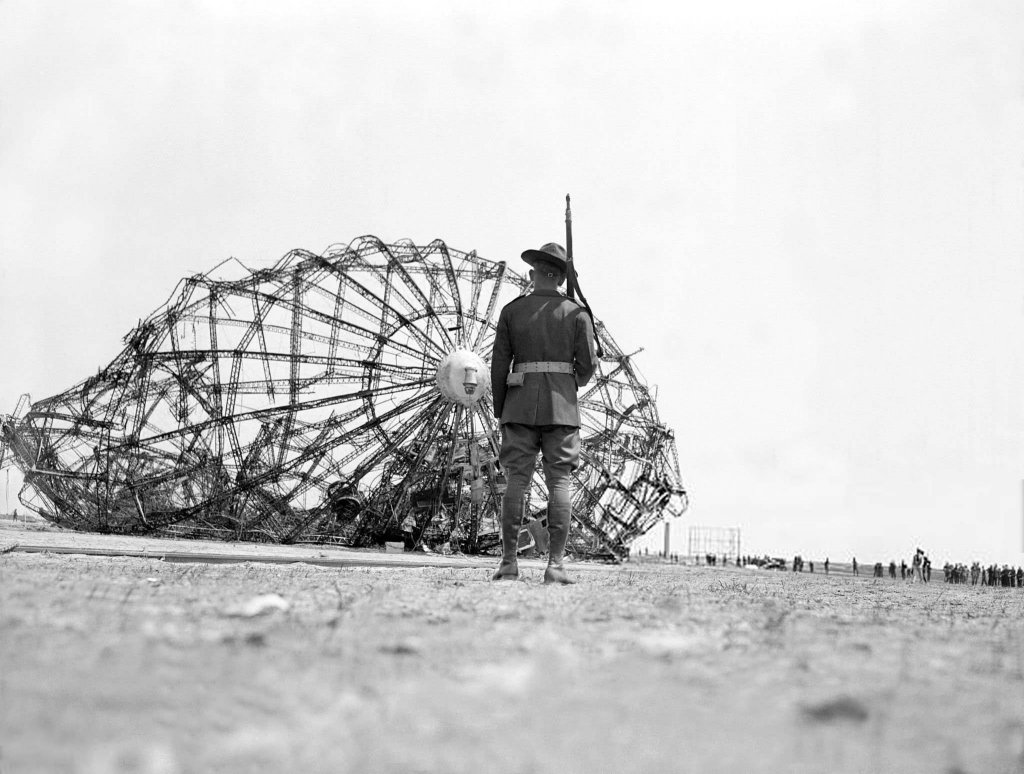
top-left (491, 495), bottom-right (522, 581)
top-left (544, 502), bottom-right (575, 585)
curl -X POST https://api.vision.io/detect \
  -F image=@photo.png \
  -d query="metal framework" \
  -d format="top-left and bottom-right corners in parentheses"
top-left (0, 237), bottom-right (687, 558)
top-left (687, 526), bottom-right (741, 561)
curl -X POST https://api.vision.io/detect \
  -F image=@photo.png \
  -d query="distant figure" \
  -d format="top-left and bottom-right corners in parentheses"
top-left (900, 560), bottom-right (907, 580)
top-left (889, 561), bottom-right (896, 579)
top-left (809, 561), bottom-right (814, 573)
top-left (852, 557), bottom-right (858, 576)
top-left (401, 513), bottom-right (417, 552)
top-left (824, 557), bottom-right (829, 575)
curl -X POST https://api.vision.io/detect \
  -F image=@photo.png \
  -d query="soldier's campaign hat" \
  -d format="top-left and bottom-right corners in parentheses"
top-left (521, 242), bottom-right (569, 272)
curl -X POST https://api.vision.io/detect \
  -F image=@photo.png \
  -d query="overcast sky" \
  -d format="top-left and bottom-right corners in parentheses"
top-left (2, 0), bottom-right (1022, 564)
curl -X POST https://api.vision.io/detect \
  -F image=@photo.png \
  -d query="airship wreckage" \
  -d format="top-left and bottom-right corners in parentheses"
top-left (1, 215), bottom-right (687, 559)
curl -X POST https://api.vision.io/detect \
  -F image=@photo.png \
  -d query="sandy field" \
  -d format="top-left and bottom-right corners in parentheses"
top-left (2, 526), bottom-right (1024, 774)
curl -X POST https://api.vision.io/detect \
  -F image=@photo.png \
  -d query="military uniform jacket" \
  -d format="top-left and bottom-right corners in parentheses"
top-left (490, 288), bottom-right (598, 427)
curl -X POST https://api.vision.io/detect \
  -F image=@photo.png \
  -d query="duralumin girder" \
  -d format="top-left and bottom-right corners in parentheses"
top-left (0, 237), bottom-right (687, 558)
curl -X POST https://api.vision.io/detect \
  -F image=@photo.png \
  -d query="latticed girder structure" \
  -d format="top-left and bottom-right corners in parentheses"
top-left (0, 236), bottom-right (687, 558)
top-left (687, 526), bottom-right (741, 562)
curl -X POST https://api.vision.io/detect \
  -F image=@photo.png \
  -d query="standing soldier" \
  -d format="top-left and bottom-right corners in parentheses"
top-left (490, 242), bottom-right (598, 584)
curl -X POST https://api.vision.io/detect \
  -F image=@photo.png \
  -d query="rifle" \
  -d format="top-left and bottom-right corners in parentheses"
top-left (564, 194), bottom-right (603, 357)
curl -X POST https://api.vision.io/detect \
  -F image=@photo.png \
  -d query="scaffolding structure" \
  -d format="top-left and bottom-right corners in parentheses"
top-left (0, 237), bottom-right (688, 558)
top-left (687, 525), bottom-right (741, 562)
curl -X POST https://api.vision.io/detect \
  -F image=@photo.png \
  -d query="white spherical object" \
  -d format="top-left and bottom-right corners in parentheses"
top-left (436, 349), bottom-right (491, 406)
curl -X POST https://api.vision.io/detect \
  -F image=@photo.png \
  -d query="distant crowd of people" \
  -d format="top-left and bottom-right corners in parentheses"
top-left (859, 548), bottom-right (932, 581)
top-left (770, 547), bottom-right (1024, 590)
top-left (631, 547), bottom-right (1024, 589)
top-left (855, 548), bottom-right (1024, 589)
top-left (943, 562), bottom-right (1024, 587)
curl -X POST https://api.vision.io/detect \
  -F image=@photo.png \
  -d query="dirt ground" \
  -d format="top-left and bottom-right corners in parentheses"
top-left (2, 532), bottom-right (1024, 774)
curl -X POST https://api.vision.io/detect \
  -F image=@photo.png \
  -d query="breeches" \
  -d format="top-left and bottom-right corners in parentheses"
top-left (498, 423), bottom-right (580, 508)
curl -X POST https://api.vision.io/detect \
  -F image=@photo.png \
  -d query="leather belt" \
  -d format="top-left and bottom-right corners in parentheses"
top-left (512, 361), bottom-right (574, 374)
